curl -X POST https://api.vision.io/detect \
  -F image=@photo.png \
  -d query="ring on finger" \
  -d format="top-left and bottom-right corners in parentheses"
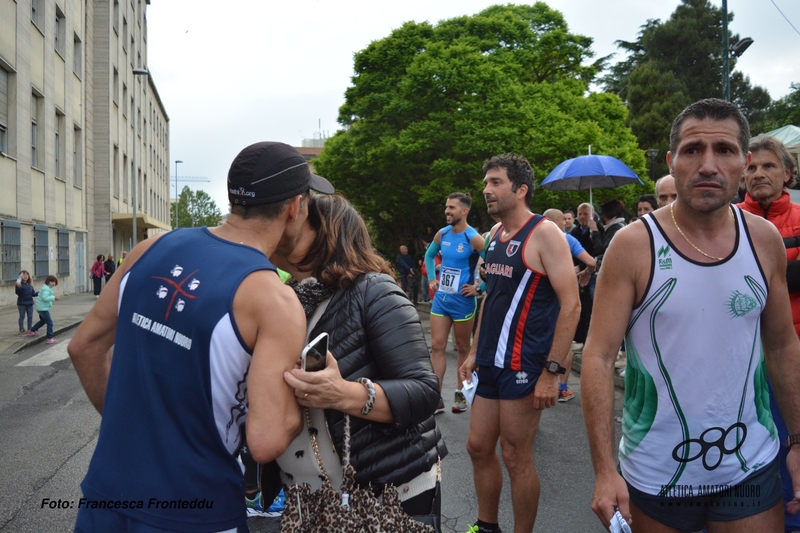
top-left (303, 393), bottom-right (309, 399)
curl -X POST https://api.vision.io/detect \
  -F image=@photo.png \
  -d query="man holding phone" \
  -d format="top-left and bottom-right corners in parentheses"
top-left (68, 142), bottom-right (334, 532)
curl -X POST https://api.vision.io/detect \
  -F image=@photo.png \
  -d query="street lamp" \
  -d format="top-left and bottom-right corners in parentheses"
top-left (645, 148), bottom-right (659, 183)
top-left (174, 160), bottom-right (182, 229)
top-left (722, 0), bottom-right (753, 101)
top-left (131, 67), bottom-right (148, 247)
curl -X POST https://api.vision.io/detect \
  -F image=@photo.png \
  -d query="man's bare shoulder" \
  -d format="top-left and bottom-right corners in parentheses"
top-left (239, 270), bottom-right (301, 311)
top-left (740, 209), bottom-right (786, 268)
top-left (740, 209), bottom-right (784, 243)
top-left (599, 220), bottom-right (652, 275)
top-left (608, 218), bottom-right (650, 250)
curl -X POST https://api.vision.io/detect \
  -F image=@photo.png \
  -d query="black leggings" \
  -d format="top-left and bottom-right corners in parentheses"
top-left (92, 276), bottom-right (102, 296)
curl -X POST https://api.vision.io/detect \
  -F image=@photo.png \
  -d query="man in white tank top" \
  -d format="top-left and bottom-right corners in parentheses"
top-left (582, 99), bottom-right (800, 533)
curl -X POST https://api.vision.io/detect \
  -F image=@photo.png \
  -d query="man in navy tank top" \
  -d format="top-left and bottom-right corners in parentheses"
top-left (68, 142), bottom-right (333, 533)
top-left (582, 99), bottom-right (800, 533)
top-left (459, 154), bottom-right (580, 533)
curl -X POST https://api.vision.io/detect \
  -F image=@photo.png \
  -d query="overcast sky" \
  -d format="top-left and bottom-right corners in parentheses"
top-left (145, 0), bottom-right (800, 212)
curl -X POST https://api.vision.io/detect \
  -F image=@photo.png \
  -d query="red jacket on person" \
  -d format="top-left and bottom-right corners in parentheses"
top-left (738, 191), bottom-right (800, 336)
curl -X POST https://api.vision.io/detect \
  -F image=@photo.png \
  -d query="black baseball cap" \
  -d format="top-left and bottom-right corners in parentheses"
top-left (227, 142), bottom-right (334, 206)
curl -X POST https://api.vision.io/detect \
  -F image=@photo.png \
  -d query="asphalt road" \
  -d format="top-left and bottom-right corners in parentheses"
top-left (0, 313), bottom-right (622, 533)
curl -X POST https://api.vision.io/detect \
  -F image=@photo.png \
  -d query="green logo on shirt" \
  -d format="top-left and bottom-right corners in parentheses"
top-left (657, 246), bottom-right (672, 270)
top-left (728, 291), bottom-right (757, 318)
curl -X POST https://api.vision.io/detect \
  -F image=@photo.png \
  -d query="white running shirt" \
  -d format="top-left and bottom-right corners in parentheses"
top-left (620, 206), bottom-right (778, 496)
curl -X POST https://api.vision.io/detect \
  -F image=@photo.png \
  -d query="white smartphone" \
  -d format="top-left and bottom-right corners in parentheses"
top-left (301, 332), bottom-right (328, 372)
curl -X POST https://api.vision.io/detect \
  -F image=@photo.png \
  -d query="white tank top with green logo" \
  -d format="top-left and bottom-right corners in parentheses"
top-left (620, 206), bottom-right (777, 496)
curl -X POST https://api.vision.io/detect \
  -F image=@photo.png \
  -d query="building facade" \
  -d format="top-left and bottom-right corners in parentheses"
top-left (0, 0), bottom-right (169, 305)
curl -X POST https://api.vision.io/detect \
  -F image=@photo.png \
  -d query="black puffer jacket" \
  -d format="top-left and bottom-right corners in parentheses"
top-left (309, 272), bottom-right (447, 488)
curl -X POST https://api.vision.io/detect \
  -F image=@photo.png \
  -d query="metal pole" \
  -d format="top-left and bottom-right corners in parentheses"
top-left (722, 0), bottom-right (730, 101)
top-left (131, 68), bottom-right (148, 246)
top-left (174, 160), bottom-right (182, 229)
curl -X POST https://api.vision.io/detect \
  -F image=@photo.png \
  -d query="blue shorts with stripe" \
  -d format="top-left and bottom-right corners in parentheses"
top-left (430, 291), bottom-right (477, 322)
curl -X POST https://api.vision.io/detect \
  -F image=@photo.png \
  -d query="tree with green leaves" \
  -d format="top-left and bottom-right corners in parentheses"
top-left (314, 2), bottom-right (647, 255)
top-left (602, 0), bottom-right (771, 176)
top-left (761, 82), bottom-right (800, 134)
top-left (171, 186), bottom-right (222, 229)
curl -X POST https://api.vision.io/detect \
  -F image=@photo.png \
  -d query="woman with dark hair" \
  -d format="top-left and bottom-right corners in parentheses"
top-left (91, 255), bottom-right (106, 298)
top-left (269, 194), bottom-right (445, 521)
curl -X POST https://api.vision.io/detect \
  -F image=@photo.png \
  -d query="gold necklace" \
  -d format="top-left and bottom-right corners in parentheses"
top-left (669, 203), bottom-right (731, 261)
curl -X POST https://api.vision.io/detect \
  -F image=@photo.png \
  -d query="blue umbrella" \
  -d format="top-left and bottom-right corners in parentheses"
top-left (541, 154), bottom-right (642, 205)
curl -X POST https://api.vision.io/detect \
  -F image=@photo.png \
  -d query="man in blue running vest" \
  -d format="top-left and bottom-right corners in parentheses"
top-left (68, 141), bottom-right (334, 532)
top-left (426, 192), bottom-right (485, 414)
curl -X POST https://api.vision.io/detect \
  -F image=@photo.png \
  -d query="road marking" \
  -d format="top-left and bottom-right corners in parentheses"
top-left (16, 341), bottom-right (70, 367)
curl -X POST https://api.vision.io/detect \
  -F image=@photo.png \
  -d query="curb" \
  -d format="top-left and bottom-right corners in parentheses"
top-left (8, 317), bottom-right (85, 353)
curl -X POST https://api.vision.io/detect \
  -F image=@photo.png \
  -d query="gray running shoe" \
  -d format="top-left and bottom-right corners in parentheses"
top-left (452, 391), bottom-right (468, 413)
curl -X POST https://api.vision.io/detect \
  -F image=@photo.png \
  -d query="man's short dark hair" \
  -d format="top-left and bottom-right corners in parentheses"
top-left (448, 192), bottom-right (472, 209)
top-left (749, 134), bottom-right (798, 189)
top-left (229, 192), bottom-right (307, 221)
top-left (670, 98), bottom-right (750, 157)
top-left (637, 194), bottom-right (658, 211)
top-left (482, 153), bottom-right (535, 204)
top-left (564, 209), bottom-right (574, 217)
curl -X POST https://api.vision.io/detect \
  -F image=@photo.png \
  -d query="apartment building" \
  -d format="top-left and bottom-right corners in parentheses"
top-left (0, 0), bottom-right (170, 305)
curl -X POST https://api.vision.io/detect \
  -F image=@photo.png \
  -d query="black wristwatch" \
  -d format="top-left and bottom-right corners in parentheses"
top-left (544, 360), bottom-right (566, 375)
top-left (787, 434), bottom-right (800, 450)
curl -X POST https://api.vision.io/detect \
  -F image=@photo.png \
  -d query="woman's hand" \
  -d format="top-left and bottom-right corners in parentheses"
top-left (284, 351), bottom-right (349, 411)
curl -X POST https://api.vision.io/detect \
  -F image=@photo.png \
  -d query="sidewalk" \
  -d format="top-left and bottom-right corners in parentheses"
top-left (0, 292), bottom-right (97, 353)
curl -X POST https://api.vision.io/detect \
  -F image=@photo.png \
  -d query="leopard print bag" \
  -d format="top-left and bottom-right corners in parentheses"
top-left (280, 413), bottom-right (434, 533)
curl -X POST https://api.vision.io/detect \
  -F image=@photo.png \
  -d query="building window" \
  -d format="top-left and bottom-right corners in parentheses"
top-left (73, 126), bottom-right (83, 188)
top-left (113, 145), bottom-right (119, 197)
top-left (123, 154), bottom-right (128, 201)
top-left (31, 0), bottom-right (41, 28)
top-left (113, 68), bottom-right (119, 105)
top-left (55, 111), bottom-right (65, 180)
top-left (73, 33), bottom-right (83, 77)
top-left (0, 68), bottom-right (8, 154)
top-left (1, 221), bottom-right (21, 282)
top-left (123, 17), bottom-right (128, 51)
top-left (31, 93), bottom-right (41, 168)
top-left (122, 84), bottom-right (127, 116)
top-left (55, 7), bottom-right (66, 57)
top-left (34, 226), bottom-right (49, 278)
top-left (57, 229), bottom-right (69, 275)
top-left (113, 0), bottom-right (119, 34)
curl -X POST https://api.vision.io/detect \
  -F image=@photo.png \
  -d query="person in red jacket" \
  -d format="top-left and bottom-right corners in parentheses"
top-left (737, 134), bottom-right (800, 532)
top-left (738, 134), bottom-right (800, 335)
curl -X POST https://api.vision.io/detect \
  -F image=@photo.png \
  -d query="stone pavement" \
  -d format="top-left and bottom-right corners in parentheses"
top-left (0, 291), bottom-right (97, 354)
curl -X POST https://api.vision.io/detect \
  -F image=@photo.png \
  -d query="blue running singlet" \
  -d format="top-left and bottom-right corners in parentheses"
top-left (79, 227), bottom-right (275, 532)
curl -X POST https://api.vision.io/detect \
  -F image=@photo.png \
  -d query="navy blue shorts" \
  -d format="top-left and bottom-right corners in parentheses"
top-left (475, 364), bottom-right (540, 400)
top-left (624, 455), bottom-right (782, 531)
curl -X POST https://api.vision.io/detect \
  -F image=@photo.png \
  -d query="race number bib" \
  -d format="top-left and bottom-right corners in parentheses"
top-left (439, 267), bottom-right (460, 294)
